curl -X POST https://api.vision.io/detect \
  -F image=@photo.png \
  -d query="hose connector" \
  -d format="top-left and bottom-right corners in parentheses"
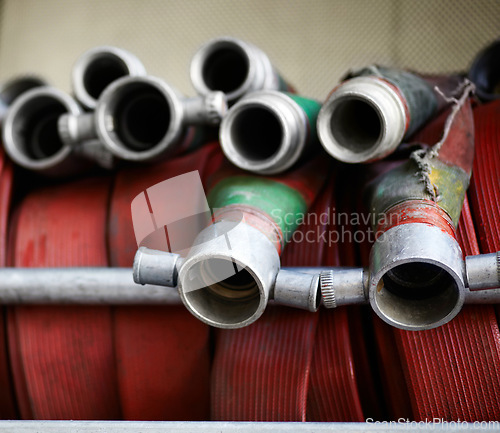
top-left (190, 36), bottom-right (288, 105)
top-left (465, 252), bottom-right (500, 290)
top-left (318, 66), bottom-right (440, 163)
top-left (94, 75), bottom-right (226, 162)
top-left (72, 45), bottom-right (146, 110)
top-left (2, 86), bottom-right (91, 176)
top-left (369, 203), bottom-right (466, 331)
top-left (320, 268), bottom-right (368, 308)
top-left (220, 91), bottom-right (320, 174)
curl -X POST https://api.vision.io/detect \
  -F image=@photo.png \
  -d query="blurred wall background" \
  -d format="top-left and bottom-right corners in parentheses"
top-left (0, 0), bottom-right (498, 100)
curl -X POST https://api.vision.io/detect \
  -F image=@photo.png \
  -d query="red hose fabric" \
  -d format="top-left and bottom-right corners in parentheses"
top-left (7, 177), bottom-right (121, 420)
top-left (306, 178), bottom-right (365, 422)
top-left (469, 100), bottom-right (500, 254)
top-left (211, 177), bottom-right (330, 421)
top-left (108, 143), bottom-right (222, 420)
top-left (212, 174), bottom-right (366, 421)
top-left (0, 150), bottom-right (18, 419)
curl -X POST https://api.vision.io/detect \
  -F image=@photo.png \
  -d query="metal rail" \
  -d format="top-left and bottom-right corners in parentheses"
top-left (0, 267), bottom-right (498, 305)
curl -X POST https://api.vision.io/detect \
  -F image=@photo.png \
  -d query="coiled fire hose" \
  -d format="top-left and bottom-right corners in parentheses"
top-left (107, 143), bottom-right (223, 420)
top-left (370, 95), bottom-right (500, 421)
top-left (7, 176), bottom-right (121, 419)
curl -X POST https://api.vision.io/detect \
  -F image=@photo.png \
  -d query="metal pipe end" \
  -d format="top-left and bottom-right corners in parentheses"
top-left (96, 75), bottom-right (184, 162)
top-left (2, 87), bottom-right (83, 175)
top-left (220, 91), bottom-right (307, 174)
top-left (317, 76), bottom-right (407, 163)
top-left (178, 221), bottom-right (280, 329)
top-left (465, 251), bottom-right (500, 290)
top-left (190, 36), bottom-right (277, 104)
top-left (369, 223), bottom-right (466, 330)
top-left (72, 45), bottom-right (146, 110)
top-left (133, 246), bottom-right (181, 287)
top-left (273, 269), bottom-right (321, 312)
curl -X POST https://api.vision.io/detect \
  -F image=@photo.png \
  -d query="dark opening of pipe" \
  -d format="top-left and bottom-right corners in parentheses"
top-left (83, 55), bottom-right (129, 100)
top-left (184, 258), bottom-right (261, 326)
top-left (20, 98), bottom-right (66, 160)
top-left (330, 98), bottom-right (382, 153)
top-left (377, 262), bottom-right (460, 328)
top-left (114, 85), bottom-right (170, 151)
top-left (202, 46), bottom-right (249, 94)
top-left (230, 106), bottom-right (282, 161)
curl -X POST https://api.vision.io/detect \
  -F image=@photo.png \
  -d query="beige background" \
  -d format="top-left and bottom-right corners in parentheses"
top-left (0, 0), bottom-right (498, 100)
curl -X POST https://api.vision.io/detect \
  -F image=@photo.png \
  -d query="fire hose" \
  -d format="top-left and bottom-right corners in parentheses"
top-left (0, 38), bottom-right (499, 424)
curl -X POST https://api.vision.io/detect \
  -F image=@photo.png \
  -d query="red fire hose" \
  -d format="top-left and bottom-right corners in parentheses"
top-left (108, 143), bottom-right (222, 420)
top-left (7, 176), bottom-right (121, 420)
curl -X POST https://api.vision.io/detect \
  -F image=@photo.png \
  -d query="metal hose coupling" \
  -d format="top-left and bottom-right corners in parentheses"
top-left (133, 245), bottom-right (321, 329)
top-left (317, 66), bottom-right (462, 163)
top-left (219, 91), bottom-right (321, 174)
top-left (60, 75), bottom-right (226, 163)
top-left (190, 36), bottom-right (291, 105)
top-left (135, 157), bottom-right (327, 328)
top-left (0, 75), bottom-right (46, 122)
top-left (2, 86), bottom-right (111, 176)
top-left (72, 46), bottom-right (147, 110)
top-left (363, 82), bottom-right (475, 331)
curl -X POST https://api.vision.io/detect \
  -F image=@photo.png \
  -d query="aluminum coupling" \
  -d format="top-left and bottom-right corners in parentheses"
top-left (60, 75), bottom-right (226, 163)
top-left (369, 222), bottom-right (466, 331)
top-left (317, 76), bottom-right (408, 163)
top-left (2, 86), bottom-right (91, 176)
top-left (72, 45), bottom-right (146, 110)
top-left (190, 36), bottom-right (287, 105)
top-left (219, 90), bottom-right (320, 174)
top-left (134, 223), bottom-right (321, 329)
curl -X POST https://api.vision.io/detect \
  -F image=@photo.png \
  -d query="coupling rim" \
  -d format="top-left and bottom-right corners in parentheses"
top-left (219, 90), bottom-right (307, 174)
top-left (178, 252), bottom-right (270, 329)
top-left (317, 76), bottom-right (407, 163)
top-left (72, 45), bottom-right (146, 110)
top-left (95, 75), bottom-right (184, 162)
top-left (2, 86), bottom-right (81, 170)
top-left (190, 36), bottom-right (257, 103)
top-left (369, 223), bottom-right (466, 331)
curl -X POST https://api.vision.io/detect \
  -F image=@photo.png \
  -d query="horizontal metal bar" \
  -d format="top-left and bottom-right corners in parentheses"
top-left (0, 420), bottom-right (488, 432)
top-left (0, 267), bottom-right (498, 305)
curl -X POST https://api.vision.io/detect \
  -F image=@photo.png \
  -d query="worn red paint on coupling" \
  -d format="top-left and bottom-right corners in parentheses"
top-left (376, 200), bottom-right (456, 240)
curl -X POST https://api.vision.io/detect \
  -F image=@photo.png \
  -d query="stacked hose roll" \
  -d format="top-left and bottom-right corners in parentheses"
top-left (0, 148), bottom-right (18, 419)
top-left (108, 143), bottom-right (222, 420)
top-left (212, 173), bottom-right (369, 421)
top-left (369, 96), bottom-right (500, 420)
top-left (7, 176), bottom-right (121, 419)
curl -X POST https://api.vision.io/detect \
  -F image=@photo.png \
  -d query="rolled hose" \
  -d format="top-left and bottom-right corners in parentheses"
top-left (212, 175), bottom-right (367, 421)
top-left (0, 149), bottom-right (18, 419)
top-left (7, 177), bottom-right (121, 419)
top-left (107, 143), bottom-right (221, 420)
top-left (370, 98), bottom-right (500, 421)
